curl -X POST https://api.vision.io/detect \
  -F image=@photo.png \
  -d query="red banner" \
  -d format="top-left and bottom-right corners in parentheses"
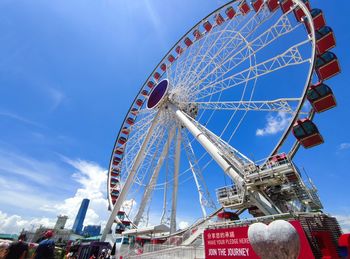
top-left (204, 220), bottom-right (314, 258)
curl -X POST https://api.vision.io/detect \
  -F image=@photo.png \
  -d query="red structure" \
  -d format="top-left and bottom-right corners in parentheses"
top-left (267, 0), bottom-right (279, 12)
top-left (251, 0), bottom-right (263, 12)
top-left (315, 52), bottom-right (340, 81)
top-left (292, 119), bottom-right (324, 148)
top-left (307, 82), bottom-right (336, 113)
top-left (315, 26), bottom-right (336, 54)
top-left (225, 6), bottom-right (236, 19)
top-left (280, 0), bottom-right (293, 13)
top-left (239, 1), bottom-right (250, 15)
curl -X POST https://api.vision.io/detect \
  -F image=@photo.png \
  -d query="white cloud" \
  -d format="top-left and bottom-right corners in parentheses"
top-left (43, 158), bottom-right (109, 229)
top-left (0, 153), bottom-right (110, 234)
top-left (0, 211), bottom-right (54, 234)
top-left (338, 143), bottom-right (350, 151)
top-left (335, 215), bottom-right (350, 233)
top-left (178, 221), bottom-right (189, 230)
top-left (256, 112), bottom-right (292, 136)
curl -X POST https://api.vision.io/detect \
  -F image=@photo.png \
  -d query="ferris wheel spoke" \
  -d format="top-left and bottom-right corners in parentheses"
top-left (181, 6), bottom-right (274, 89)
top-left (130, 126), bottom-right (167, 186)
top-left (133, 127), bottom-right (175, 226)
top-left (122, 119), bottom-right (170, 184)
top-left (185, 13), bottom-right (300, 92)
top-left (128, 110), bottom-right (157, 130)
top-left (191, 40), bottom-right (310, 101)
top-left (181, 129), bottom-right (217, 217)
top-left (181, 98), bottom-right (303, 114)
top-left (176, 19), bottom-right (239, 89)
top-left (172, 32), bottom-right (215, 89)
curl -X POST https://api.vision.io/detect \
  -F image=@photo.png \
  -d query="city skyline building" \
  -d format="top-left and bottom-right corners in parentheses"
top-left (54, 215), bottom-right (68, 230)
top-left (72, 198), bottom-right (90, 234)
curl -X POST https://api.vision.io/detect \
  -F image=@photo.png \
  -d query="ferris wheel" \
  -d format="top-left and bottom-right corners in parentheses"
top-left (101, 0), bottom-right (340, 240)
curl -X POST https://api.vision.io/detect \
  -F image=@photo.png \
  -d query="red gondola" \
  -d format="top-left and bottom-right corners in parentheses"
top-left (315, 52), bottom-right (340, 81)
top-left (141, 89), bottom-right (149, 97)
top-left (110, 183), bottom-right (118, 189)
top-left (147, 81), bottom-right (155, 88)
top-left (267, 0), bottom-right (279, 12)
top-left (239, 0), bottom-right (250, 15)
top-left (215, 13), bottom-right (225, 25)
top-left (111, 170), bottom-right (120, 178)
top-left (307, 82), bottom-right (336, 113)
top-left (175, 45), bottom-right (183, 55)
top-left (217, 211), bottom-right (239, 220)
top-left (126, 117), bottom-right (134, 125)
top-left (310, 9), bottom-right (326, 31)
top-left (118, 136), bottom-right (127, 145)
top-left (292, 119), bottom-right (324, 148)
top-left (225, 6), bottom-right (236, 19)
top-left (110, 179), bottom-right (119, 187)
top-left (251, 0), bottom-right (263, 12)
top-left (121, 127), bottom-right (130, 135)
top-left (280, 0), bottom-right (293, 13)
top-left (304, 9), bottom-right (326, 33)
top-left (111, 178), bottom-right (119, 183)
top-left (154, 72), bottom-right (160, 80)
top-left (315, 26), bottom-right (336, 54)
top-left (136, 99), bottom-right (144, 106)
top-left (111, 190), bottom-right (120, 197)
top-left (130, 108), bottom-right (138, 116)
top-left (294, 0), bottom-right (311, 21)
top-left (168, 54), bottom-right (175, 63)
top-left (203, 21), bottom-right (212, 32)
top-left (113, 157), bottom-right (121, 166)
top-left (121, 220), bottom-right (131, 226)
top-left (117, 211), bottom-right (126, 220)
top-left (193, 29), bottom-right (202, 40)
top-left (184, 37), bottom-right (193, 47)
top-left (115, 146), bottom-right (124, 155)
top-left (160, 63), bottom-right (166, 72)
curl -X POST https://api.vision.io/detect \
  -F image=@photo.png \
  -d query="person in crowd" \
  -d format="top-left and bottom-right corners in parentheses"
top-left (33, 230), bottom-right (55, 259)
top-left (4, 233), bottom-right (28, 259)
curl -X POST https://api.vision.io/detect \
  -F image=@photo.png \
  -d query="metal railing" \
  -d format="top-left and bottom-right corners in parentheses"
top-left (128, 245), bottom-right (205, 259)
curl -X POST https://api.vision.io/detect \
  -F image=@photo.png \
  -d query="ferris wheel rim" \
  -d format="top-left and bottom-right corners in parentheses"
top-left (106, 0), bottom-right (318, 220)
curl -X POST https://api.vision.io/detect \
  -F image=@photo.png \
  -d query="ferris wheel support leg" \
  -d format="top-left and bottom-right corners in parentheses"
top-left (101, 111), bottom-right (161, 242)
top-left (133, 127), bottom-right (176, 226)
top-left (170, 127), bottom-right (181, 233)
top-left (168, 103), bottom-right (245, 188)
top-left (169, 103), bottom-right (281, 215)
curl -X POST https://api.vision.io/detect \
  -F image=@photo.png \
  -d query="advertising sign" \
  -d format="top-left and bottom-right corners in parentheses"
top-left (204, 220), bottom-right (314, 258)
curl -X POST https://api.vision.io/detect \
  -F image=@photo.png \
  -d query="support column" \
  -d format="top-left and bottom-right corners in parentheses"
top-left (133, 128), bottom-right (175, 226)
top-left (169, 103), bottom-right (281, 215)
top-left (170, 127), bottom-right (181, 233)
top-left (101, 112), bottom-right (161, 241)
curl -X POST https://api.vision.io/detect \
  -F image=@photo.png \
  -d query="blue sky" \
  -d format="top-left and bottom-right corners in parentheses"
top-left (0, 0), bottom-right (349, 234)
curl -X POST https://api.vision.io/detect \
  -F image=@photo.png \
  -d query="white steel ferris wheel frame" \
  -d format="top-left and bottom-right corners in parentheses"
top-left (101, 0), bottom-right (316, 241)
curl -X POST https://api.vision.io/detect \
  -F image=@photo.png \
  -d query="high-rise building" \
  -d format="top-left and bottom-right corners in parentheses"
top-left (82, 225), bottom-right (101, 237)
top-left (72, 199), bottom-right (90, 234)
top-left (54, 215), bottom-right (68, 230)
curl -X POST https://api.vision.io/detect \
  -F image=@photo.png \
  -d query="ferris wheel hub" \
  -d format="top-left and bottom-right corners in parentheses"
top-left (147, 79), bottom-right (169, 109)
